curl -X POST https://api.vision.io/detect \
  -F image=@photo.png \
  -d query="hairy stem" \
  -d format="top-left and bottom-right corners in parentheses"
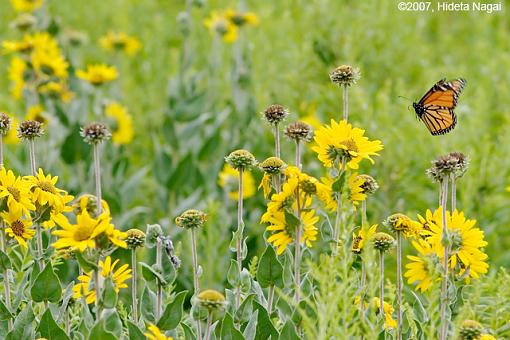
top-left (333, 159), bottom-right (346, 254)
top-left (204, 311), bottom-right (213, 340)
top-left (235, 168), bottom-right (244, 310)
top-left (155, 238), bottom-right (162, 321)
top-left (191, 228), bottom-right (202, 339)
top-left (93, 144), bottom-right (103, 215)
top-left (379, 250), bottom-right (385, 316)
top-left (396, 231), bottom-right (403, 340)
top-left (440, 178), bottom-right (450, 340)
top-left (274, 124), bottom-right (281, 159)
top-left (343, 85), bottom-right (349, 121)
top-left (1, 220), bottom-right (13, 331)
top-left (451, 175), bottom-right (457, 211)
top-left (93, 269), bottom-right (102, 318)
top-left (294, 183), bottom-right (302, 303)
top-left (131, 249), bottom-right (138, 322)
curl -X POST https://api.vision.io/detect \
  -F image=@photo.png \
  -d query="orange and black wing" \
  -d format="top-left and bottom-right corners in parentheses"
top-left (419, 105), bottom-right (457, 135)
top-left (419, 78), bottom-right (466, 108)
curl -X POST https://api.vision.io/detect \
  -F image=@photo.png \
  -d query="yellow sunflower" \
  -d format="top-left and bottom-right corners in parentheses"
top-left (74, 194), bottom-right (110, 216)
top-left (218, 164), bottom-right (255, 201)
top-left (31, 50), bottom-right (69, 79)
top-left (258, 173), bottom-right (272, 199)
top-left (99, 32), bottom-right (142, 55)
top-left (204, 12), bottom-right (238, 43)
top-left (37, 81), bottom-right (73, 103)
top-left (385, 213), bottom-right (423, 238)
top-left (312, 119), bottom-right (383, 170)
top-left (224, 8), bottom-right (259, 26)
top-left (25, 168), bottom-right (68, 211)
top-left (24, 105), bottom-right (48, 126)
top-left (144, 324), bottom-right (174, 340)
top-left (105, 102), bottom-right (134, 145)
top-left (76, 64), bottom-right (118, 86)
top-left (1, 209), bottom-right (35, 248)
top-left (352, 224), bottom-right (377, 253)
top-left (348, 173), bottom-right (366, 207)
top-left (404, 239), bottom-right (441, 292)
top-left (0, 168), bottom-right (35, 214)
top-left (2, 39), bottom-right (33, 54)
top-left (10, 0), bottom-right (44, 12)
top-left (8, 57), bottom-right (27, 99)
top-left (72, 256), bottom-right (132, 304)
top-left (42, 193), bottom-right (74, 229)
top-left (421, 207), bottom-right (489, 281)
top-left (372, 298), bottom-right (397, 329)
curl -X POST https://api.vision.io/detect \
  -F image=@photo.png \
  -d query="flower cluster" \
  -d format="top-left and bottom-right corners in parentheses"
top-left (204, 8), bottom-right (258, 42)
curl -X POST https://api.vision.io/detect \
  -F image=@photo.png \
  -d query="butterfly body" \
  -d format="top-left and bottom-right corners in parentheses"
top-left (413, 78), bottom-right (466, 135)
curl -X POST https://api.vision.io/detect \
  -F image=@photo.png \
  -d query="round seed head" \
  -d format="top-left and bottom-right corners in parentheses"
top-left (330, 65), bottom-right (361, 86)
top-left (225, 149), bottom-right (257, 170)
top-left (126, 228), bottom-right (146, 249)
top-left (17, 120), bottom-right (44, 139)
top-left (259, 157), bottom-right (285, 174)
top-left (357, 174), bottom-right (379, 195)
top-left (372, 232), bottom-right (395, 252)
top-left (262, 104), bottom-right (288, 125)
top-left (459, 320), bottom-right (483, 340)
top-left (197, 289), bottom-right (226, 311)
top-left (0, 113), bottom-right (12, 136)
top-left (64, 30), bottom-right (88, 47)
top-left (175, 209), bottom-right (207, 229)
top-left (427, 152), bottom-right (469, 182)
top-left (80, 122), bottom-right (111, 144)
top-left (12, 13), bottom-right (37, 31)
top-left (284, 121), bottom-right (313, 142)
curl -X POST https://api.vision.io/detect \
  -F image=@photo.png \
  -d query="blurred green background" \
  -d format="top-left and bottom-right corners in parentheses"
top-left (0, 0), bottom-right (509, 293)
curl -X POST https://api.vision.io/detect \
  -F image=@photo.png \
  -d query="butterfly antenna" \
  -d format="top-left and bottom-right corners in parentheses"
top-left (397, 95), bottom-right (413, 102)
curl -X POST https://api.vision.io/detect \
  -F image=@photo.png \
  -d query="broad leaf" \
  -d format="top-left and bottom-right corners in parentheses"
top-left (278, 320), bottom-right (299, 340)
top-left (221, 313), bottom-right (244, 340)
top-left (141, 285), bottom-right (156, 323)
top-left (126, 320), bottom-right (145, 340)
top-left (31, 263), bottom-right (62, 303)
top-left (157, 291), bottom-right (187, 330)
top-left (256, 246), bottom-right (284, 288)
top-left (37, 309), bottom-right (70, 340)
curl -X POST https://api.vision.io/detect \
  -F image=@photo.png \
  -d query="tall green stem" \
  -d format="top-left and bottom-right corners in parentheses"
top-left (155, 238), bottom-right (162, 321)
top-left (131, 249), bottom-right (138, 322)
top-left (204, 311), bottom-right (213, 340)
top-left (333, 159), bottom-right (346, 254)
top-left (293, 140), bottom-right (303, 303)
top-left (28, 140), bottom-right (44, 270)
top-left (93, 144), bottom-right (103, 215)
top-left (379, 250), bottom-right (385, 316)
top-left (235, 168), bottom-right (244, 309)
top-left (343, 85), bottom-right (349, 121)
top-left (439, 178), bottom-right (450, 340)
top-left (274, 124), bottom-right (280, 159)
top-left (396, 231), bottom-right (403, 340)
top-left (190, 228), bottom-right (202, 340)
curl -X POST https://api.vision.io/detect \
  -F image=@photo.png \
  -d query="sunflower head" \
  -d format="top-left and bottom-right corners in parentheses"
top-left (284, 121), bottom-right (313, 142)
top-left (300, 178), bottom-right (317, 196)
top-left (372, 232), bottom-right (395, 252)
top-left (329, 65), bottom-right (361, 87)
top-left (175, 209), bottom-right (207, 229)
top-left (384, 213), bottom-right (422, 237)
top-left (126, 228), bottom-right (146, 249)
top-left (357, 174), bottom-right (379, 195)
top-left (197, 289), bottom-right (226, 312)
top-left (459, 320), bottom-right (483, 340)
top-left (12, 13), bottom-right (37, 31)
top-left (259, 157), bottom-right (285, 174)
top-left (0, 113), bottom-right (12, 135)
top-left (262, 104), bottom-right (288, 125)
top-left (427, 152), bottom-right (469, 182)
top-left (225, 149), bottom-right (257, 171)
top-left (80, 122), bottom-right (111, 144)
top-left (17, 119), bottom-right (44, 140)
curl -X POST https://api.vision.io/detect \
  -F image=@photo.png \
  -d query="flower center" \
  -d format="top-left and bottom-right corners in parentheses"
top-left (340, 138), bottom-right (359, 156)
top-left (11, 220), bottom-right (25, 237)
top-left (38, 181), bottom-right (56, 194)
top-left (73, 225), bottom-right (94, 242)
top-left (7, 186), bottom-right (21, 202)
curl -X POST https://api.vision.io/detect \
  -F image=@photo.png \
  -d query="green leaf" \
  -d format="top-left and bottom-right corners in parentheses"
top-left (278, 320), bottom-right (299, 340)
top-left (284, 211), bottom-right (300, 229)
top-left (243, 309), bottom-right (258, 340)
top-left (331, 172), bottom-right (346, 193)
top-left (0, 299), bottom-right (13, 321)
top-left (227, 259), bottom-right (240, 286)
top-left (256, 246), bottom-right (284, 288)
top-left (100, 277), bottom-right (118, 309)
top-left (88, 321), bottom-right (116, 340)
top-left (61, 124), bottom-right (90, 165)
top-left (74, 252), bottom-right (98, 272)
top-left (234, 294), bottom-right (255, 324)
top-left (102, 309), bottom-right (122, 334)
top-left (253, 301), bottom-right (278, 340)
top-left (161, 251), bottom-right (177, 286)
top-left (31, 263), bottom-right (62, 303)
top-left (221, 313), bottom-right (244, 340)
top-left (37, 309), bottom-right (70, 340)
top-left (140, 262), bottom-right (159, 283)
top-left (6, 302), bottom-right (34, 340)
top-left (141, 285), bottom-right (156, 323)
top-left (157, 290), bottom-right (187, 330)
top-left (0, 250), bottom-right (12, 271)
top-left (181, 322), bottom-right (196, 340)
top-left (126, 320), bottom-right (145, 340)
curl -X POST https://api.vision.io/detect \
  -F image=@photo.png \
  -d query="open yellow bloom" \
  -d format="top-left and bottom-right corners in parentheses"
top-left (0, 168), bottom-right (36, 214)
top-left (1, 209), bottom-right (35, 248)
top-left (42, 193), bottom-right (74, 229)
top-left (218, 164), bottom-right (255, 201)
top-left (8, 57), bottom-right (27, 99)
top-left (37, 81), bottom-right (73, 102)
top-left (352, 225), bottom-right (377, 253)
top-left (99, 32), bottom-right (141, 55)
top-left (405, 239), bottom-right (441, 292)
top-left (10, 0), bottom-right (44, 12)
top-left (144, 324), bottom-right (173, 340)
top-left (204, 12), bottom-right (238, 43)
top-left (312, 119), bottom-right (383, 169)
top-left (224, 8), bottom-right (259, 26)
top-left (72, 256), bottom-right (132, 304)
top-left (31, 50), bottom-right (69, 79)
top-left (105, 102), bottom-right (134, 144)
top-left (76, 64), bottom-right (118, 86)
top-left (52, 210), bottom-right (110, 251)
top-left (25, 168), bottom-right (68, 211)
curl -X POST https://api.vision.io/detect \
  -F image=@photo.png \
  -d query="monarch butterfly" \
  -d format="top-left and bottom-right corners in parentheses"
top-left (413, 78), bottom-right (466, 135)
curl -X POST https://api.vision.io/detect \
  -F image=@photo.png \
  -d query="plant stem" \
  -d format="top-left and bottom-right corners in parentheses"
top-left (267, 284), bottom-right (274, 313)
top-left (343, 85), bottom-right (349, 121)
top-left (295, 140), bottom-right (301, 169)
top-left (0, 135), bottom-right (3, 168)
top-left (451, 175), bottom-right (456, 211)
top-left (293, 184), bottom-right (302, 304)
top-left (274, 124), bottom-right (280, 159)
top-left (360, 259), bottom-right (367, 313)
top-left (28, 140), bottom-right (45, 270)
top-left (93, 269), bottom-right (101, 318)
top-left (0, 220), bottom-right (13, 331)
top-left (191, 228), bottom-right (202, 340)
top-left (29, 139), bottom-right (37, 175)
top-left (204, 311), bottom-right (213, 340)
top-left (379, 250), bottom-right (385, 316)
top-left (333, 159), bottom-right (346, 254)
top-left (396, 231), bottom-right (403, 340)
top-left (131, 249), bottom-right (138, 322)
top-left (93, 144), bottom-right (103, 215)
top-left (235, 168), bottom-right (244, 309)
top-left (155, 237), bottom-right (162, 321)
top-left (64, 307), bottom-right (70, 334)
top-left (440, 178), bottom-right (450, 340)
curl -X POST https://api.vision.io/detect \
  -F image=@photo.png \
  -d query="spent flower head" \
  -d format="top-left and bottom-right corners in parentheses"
top-left (330, 65), bottom-right (361, 87)
top-left (197, 289), bottom-right (226, 311)
top-left (225, 149), bottom-right (257, 170)
top-left (372, 232), bottom-right (395, 252)
top-left (17, 119), bottom-right (44, 139)
top-left (357, 174), bottom-right (379, 194)
top-left (126, 228), bottom-right (146, 249)
top-left (80, 122), bottom-right (111, 144)
top-left (259, 157), bottom-right (285, 174)
top-left (262, 104), bottom-right (288, 125)
top-left (459, 320), bottom-right (483, 340)
top-left (384, 213), bottom-right (422, 238)
top-left (12, 13), bottom-right (36, 31)
top-left (427, 152), bottom-right (469, 182)
top-left (0, 113), bottom-right (13, 135)
top-left (284, 121), bottom-right (313, 142)
top-left (175, 209), bottom-right (207, 229)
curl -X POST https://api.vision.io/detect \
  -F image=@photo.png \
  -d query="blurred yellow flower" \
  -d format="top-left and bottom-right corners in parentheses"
top-left (224, 8), bottom-right (259, 26)
top-left (3, 116), bottom-right (20, 145)
top-left (99, 31), bottom-right (142, 55)
top-left (218, 164), bottom-right (255, 200)
top-left (0, 168), bottom-right (36, 214)
top-left (352, 224), bottom-right (377, 253)
top-left (37, 81), bottom-right (73, 102)
top-left (10, 0), bottom-right (44, 12)
top-left (299, 102), bottom-right (323, 132)
top-left (258, 173), bottom-right (272, 198)
top-left (24, 105), bottom-right (48, 125)
top-left (72, 256), bottom-right (132, 304)
top-left (144, 324), bottom-right (173, 340)
top-left (105, 102), bottom-right (134, 144)
top-left (372, 298), bottom-right (397, 329)
top-left (204, 12), bottom-right (238, 43)
top-left (76, 64), bottom-right (118, 86)
top-left (1, 209), bottom-right (34, 248)
top-left (405, 239), bottom-right (439, 292)
top-left (8, 57), bottom-right (27, 99)
top-left (313, 119), bottom-right (383, 169)
top-left (31, 49), bottom-right (69, 79)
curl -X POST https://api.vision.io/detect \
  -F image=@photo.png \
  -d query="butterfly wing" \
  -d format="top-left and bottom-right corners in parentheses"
top-left (416, 78), bottom-right (466, 135)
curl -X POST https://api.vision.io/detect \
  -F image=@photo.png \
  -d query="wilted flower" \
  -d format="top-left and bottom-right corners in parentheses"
top-left (197, 289), bottom-right (227, 311)
top-left (357, 174), bottom-right (379, 195)
top-left (80, 122), bottom-right (111, 144)
top-left (384, 213), bottom-right (422, 238)
top-left (0, 113), bottom-right (12, 136)
top-left (427, 152), bottom-right (469, 182)
top-left (284, 121), bottom-right (313, 142)
top-left (17, 120), bottom-right (44, 140)
top-left (175, 209), bottom-right (207, 229)
top-left (262, 104), bottom-right (288, 125)
top-left (459, 320), bottom-right (483, 340)
top-left (259, 157), bottom-right (285, 174)
top-left (126, 228), bottom-right (146, 249)
top-left (329, 65), bottom-right (361, 87)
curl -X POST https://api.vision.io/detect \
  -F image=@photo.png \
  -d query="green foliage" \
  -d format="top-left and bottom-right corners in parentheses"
top-left (257, 246), bottom-right (284, 288)
top-left (31, 263), bottom-right (62, 303)
top-left (156, 290), bottom-right (187, 330)
top-left (37, 309), bottom-right (70, 340)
